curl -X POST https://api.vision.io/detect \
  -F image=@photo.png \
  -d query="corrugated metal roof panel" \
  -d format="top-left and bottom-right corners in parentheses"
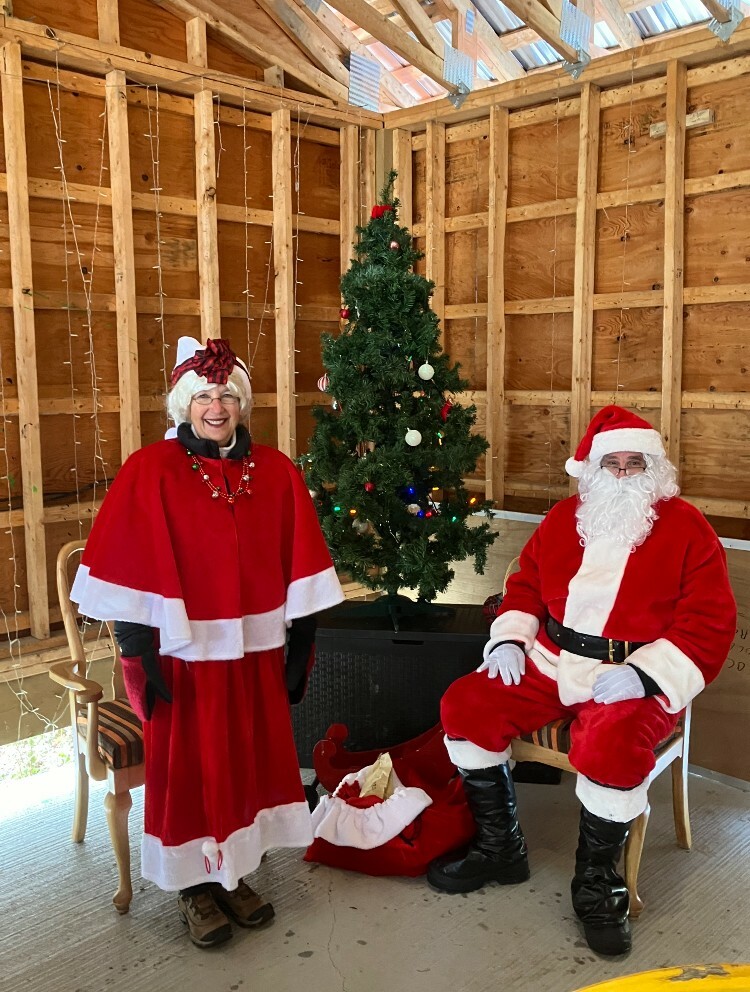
top-left (632, 0), bottom-right (709, 37)
top-left (512, 39), bottom-right (562, 69)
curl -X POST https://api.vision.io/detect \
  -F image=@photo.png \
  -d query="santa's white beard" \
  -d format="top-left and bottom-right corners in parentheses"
top-left (576, 459), bottom-right (679, 551)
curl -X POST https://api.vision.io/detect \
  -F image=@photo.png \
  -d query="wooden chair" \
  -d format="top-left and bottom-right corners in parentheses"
top-left (501, 557), bottom-right (692, 918)
top-left (48, 540), bottom-right (145, 914)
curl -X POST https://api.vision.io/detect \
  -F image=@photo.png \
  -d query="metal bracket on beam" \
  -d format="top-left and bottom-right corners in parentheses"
top-left (562, 51), bottom-right (591, 80)
top-left (447, 80), bottom-right (471, 109)
top-left (709, 4), bottom-right (744, 41)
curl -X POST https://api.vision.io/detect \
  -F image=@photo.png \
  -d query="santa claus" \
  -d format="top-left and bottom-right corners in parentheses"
top-left (428, 405), bottom-right (737, 956)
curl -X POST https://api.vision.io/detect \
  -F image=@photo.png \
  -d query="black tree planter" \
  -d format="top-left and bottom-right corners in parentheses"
top-left (292, 603), bottom-right (487, 767)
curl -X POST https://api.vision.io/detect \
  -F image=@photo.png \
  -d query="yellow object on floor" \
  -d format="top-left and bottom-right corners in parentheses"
top-left (575, 964), bottom-right (750, 991)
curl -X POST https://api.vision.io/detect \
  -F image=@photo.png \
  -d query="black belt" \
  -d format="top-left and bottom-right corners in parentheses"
top-left (546, 617), bottom-right (648, 664)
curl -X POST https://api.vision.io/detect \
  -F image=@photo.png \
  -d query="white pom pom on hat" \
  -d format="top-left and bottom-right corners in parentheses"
top-left (565, 405), bottom-right (665, 478)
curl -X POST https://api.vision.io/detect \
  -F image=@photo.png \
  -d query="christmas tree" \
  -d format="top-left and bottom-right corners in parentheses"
top-left (303, 172), bottom-right (497, 623)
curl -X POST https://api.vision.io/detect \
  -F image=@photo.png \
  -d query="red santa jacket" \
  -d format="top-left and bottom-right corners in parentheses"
top-left (72, 439), bottom-right (344, 661)
top-left (486, 496), bottom-right (736, 713)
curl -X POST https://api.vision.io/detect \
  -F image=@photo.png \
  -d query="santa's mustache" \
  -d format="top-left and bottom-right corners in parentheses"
top-left (576, 466), bottom-right (665, 550)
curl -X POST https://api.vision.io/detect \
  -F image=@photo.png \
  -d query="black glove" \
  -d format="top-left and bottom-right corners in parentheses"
top-left (113, 621), bottom-right (172, 719)
top-left (285, 615), bottom-right (317, 705)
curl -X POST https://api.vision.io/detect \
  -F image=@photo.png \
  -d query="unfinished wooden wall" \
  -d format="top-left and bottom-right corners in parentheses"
top-left (0, 0), bottom-right (379, 741)
top-left (394, 45), bottom-right (750, 539)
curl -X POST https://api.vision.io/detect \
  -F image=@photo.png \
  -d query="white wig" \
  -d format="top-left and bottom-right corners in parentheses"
top-left (166, 368), bottom-right (253, 426)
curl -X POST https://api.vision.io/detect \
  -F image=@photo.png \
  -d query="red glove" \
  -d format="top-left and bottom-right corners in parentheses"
top-left (120, 655), bottom-right (150, 723)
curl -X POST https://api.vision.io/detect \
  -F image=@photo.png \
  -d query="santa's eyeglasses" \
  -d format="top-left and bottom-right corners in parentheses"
top-left (191, 391), bottom-right (239, 406)
top-left (600, 456), bottom-right (647, 476)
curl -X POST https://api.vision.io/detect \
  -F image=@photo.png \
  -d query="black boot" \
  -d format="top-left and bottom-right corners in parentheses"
top-left (427, 763), bottom-right (529, 893)
top-left (571, 807), bottom-right (632, 956)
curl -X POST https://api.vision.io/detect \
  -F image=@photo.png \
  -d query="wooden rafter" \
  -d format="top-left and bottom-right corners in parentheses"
top-left (253, 0), bottom-right (350, 86)
top-left (499, 0), bottom-right (579, 61)
top-left (390, 0), bottom-right (446, 57)
top-left (595, 0), bottom-right (641, 48)
top-left (324, 0), bottom-right (461, 94)
top-left (699, 0), bottom-right (733, 21)
top-left (151, 0), bottom-right (349, 102)
top-left (289, 0), bottom-right (415, 107)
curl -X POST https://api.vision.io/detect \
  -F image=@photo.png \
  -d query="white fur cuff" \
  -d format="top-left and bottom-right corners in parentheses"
top-left (444, 735), bottom-right (511, 770)
top-left (576, 774), bottom-right (649, 822)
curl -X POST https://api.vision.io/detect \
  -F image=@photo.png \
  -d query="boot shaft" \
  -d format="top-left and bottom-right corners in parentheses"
top-left (458, 762), bottom-right (526, 860)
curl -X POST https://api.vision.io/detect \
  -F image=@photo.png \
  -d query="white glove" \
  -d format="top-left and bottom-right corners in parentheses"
top-left (592, 665), bottom-right (645, 704)
top-left (477, 642), bottom-right (526, 686)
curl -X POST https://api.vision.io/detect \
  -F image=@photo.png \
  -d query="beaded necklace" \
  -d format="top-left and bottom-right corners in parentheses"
top-left (186, 448), bottom-right (255, 504)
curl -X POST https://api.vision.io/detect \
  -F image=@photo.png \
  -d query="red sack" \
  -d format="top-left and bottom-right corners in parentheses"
top-left (304, 757), bottom-right (475, 878)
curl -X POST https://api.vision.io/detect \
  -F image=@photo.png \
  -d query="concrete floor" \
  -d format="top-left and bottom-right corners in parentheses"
top-left (2, 767), bottom-right (749, 992)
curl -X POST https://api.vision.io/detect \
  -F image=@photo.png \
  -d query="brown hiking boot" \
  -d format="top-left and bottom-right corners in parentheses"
top-left (177, 888), bottom-right (233, 948)
top-left (211, 879), bottom-right (275, 929)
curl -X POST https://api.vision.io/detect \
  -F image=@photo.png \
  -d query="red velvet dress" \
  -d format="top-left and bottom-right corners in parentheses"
top-left (72, 439), bottom-right (344, 891)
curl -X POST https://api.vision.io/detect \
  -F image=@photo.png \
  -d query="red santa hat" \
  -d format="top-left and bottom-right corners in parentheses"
top-left (565, 405), bottom-right (666, 478)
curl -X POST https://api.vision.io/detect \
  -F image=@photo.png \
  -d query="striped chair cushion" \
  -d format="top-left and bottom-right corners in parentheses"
top-left (519, 718), bottom-right (680, 756)
top-left (76, 698), bottom-right (144, 770)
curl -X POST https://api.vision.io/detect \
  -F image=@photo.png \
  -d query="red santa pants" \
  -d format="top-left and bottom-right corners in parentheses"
top-left (441, 658), bottom-right (680, 790)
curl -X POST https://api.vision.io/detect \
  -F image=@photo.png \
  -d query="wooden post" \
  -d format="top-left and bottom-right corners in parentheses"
top-left (392, 128), bottom-right (413, 230)
top-left (272, 108), bottom-right (296, 458)
top-left (186, 16), bottom-right (208, 67)
top-left (194, 85), bottom-right (220, 342)
top-left (425, 121), bottom-right (446, 331)
top-left (486, 107), bottom-right (509, 507)
top-left (360, 128), bottom-right (377, 227)
top-left (661, 62), bottom-right (687, 465)
top-left (97, 0), bottom-right (120, 44)
top-left (340, 124), bottom-right (359, 275)
top-left (1, 43), bottom-right (49, 638)
top-left (570, 83), bottom-right (601, 490)
top-left (106, 70), bottom-right (141, 460)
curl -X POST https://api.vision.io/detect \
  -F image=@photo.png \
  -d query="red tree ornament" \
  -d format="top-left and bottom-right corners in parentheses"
top-left (371, 204), bottom-right (394, 219)
top-left (364, 481), bottom-right (375, 493)
top-left (318, 373), bottom-right (330, 392)
top-left (440, 400), bottom-right (453, 422)
top-left (339, 306), bottom-right (350, 320)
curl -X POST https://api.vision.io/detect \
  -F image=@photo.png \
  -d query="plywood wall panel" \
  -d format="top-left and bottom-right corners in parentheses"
top-left (680, 410), bottom-right (750, 500)
top-left (295, 319), bottom-right (338, 391)
top-left (39, 413), bottom-right (122, 493)
top-left (508, 116), bottom-right (579, 207)
top-left (24, 84), bottom-right (110, 186)
top-left (597, 97), bottom-right (666, 193)
top-left (118, 0), bottom-right (188, 62)
top-left (128, 104), bottom-right (196, 201)
top-left (684, 189), bottom-right (750, 287)
top-left (591, 307), bottom-right (663, 392)
top-left (505, 215), bottom-right (576, 300)
top-left (206, 34), bottom-right (264, 82)
top-left (683, 304), bottom-right (750, 392)
top-left (29, 199), bottom-right (116, 296)
top-left (685, 76), bottom-right (750, 180)
top-left (446, 229), bottom-right (487, 305)
top-left (137, 313), bottom-right (201, 392)
top-left (505, 404), bottom-right (570, 488)
top-left (295, 139), bottom-right (341, 221)
top-left (214, 123), bottom-right (272, 208)
top-left (443, 317), bottom-right (487, 389)
top-left (445, 137), bottom-right (489, 218)
top-left (34, 311), bottom-right (119, 392)
top-left (221, 316), bottom-right (276, 392)
top-left (132, 212), bottom-right (199, 300)
top-left (294, 232), bottom-right (341, 305)
top-left (594, 202), bottom-right (664, 294)
top-left (248, 405), bottom-right (278, 448)
top-left (505, 313), bottom-right (573, 390)
top-left (0, 528), bottom-right (28, 617)
top-left (11, 0), bottom-right (99, 38)
top-left (217, 220), bottom-right (275, 304)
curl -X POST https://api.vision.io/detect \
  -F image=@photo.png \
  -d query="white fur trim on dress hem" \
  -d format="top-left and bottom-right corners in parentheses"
top-left (310, 767), bottom-right (431, 850)
top-left (444, 735), bottom-right (511, 770)
top-left (576, 774), bottom-right (649, 822)
top-left (485, 610), bottom-right (540, 658)
top-left (285, 566), bottom-right (344, 621)
top-left (141, 801), bottom-right (313, 892)
top-left (626, 638), bottom-right (705, 713)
